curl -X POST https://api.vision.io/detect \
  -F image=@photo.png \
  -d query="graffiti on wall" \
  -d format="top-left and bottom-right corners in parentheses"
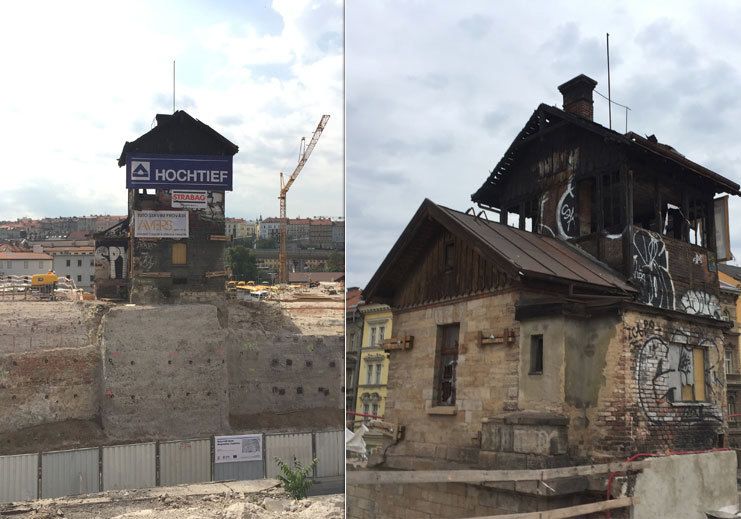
top-left (136, 241), bottom-right (159, 271)
top-left (200, 191), bottom-right (225, 222)
top-left (679, 290), bottom-right (722, 320)
top-left (630, 320), bottom-right (722, 425)
top-left (95, 246), bottom-right (127, 279)
top-left (556, 176), bottom-right (577, 239)
top-left (632, 229), bottom-right (675, 310)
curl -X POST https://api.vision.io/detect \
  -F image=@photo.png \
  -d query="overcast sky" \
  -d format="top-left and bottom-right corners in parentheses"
top-left (0, 0), bottom-right (342, 223)
top-left (346, 1), bottom-right (741, 288)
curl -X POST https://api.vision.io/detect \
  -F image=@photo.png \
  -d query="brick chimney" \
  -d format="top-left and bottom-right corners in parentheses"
top-left (558, 74), bottom-right (598, 121)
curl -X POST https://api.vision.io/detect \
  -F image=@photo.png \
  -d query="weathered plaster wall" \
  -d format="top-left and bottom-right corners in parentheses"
top-left (518, 317), bottom-right (565, 409)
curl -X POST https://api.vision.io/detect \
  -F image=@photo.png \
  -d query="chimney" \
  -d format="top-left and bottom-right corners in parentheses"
top-left (557, 74), bottom-right (598, 121)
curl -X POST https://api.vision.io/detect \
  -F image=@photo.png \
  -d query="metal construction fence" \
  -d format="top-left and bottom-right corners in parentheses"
top-left (0, 430), bottom-right (343, 503)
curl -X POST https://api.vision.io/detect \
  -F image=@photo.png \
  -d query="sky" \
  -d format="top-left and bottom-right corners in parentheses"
top-left (0, 0), bottom-right (342, 223)
top-left (346, 1), bottom-right (741, 287)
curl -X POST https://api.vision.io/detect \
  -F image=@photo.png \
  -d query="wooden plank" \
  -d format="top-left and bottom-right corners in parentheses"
top-left (136, 272), bottom-right (172, 278)
top-left (464, 497), bottom-right (635, 519)
top-left (347, 460), bottom-right (649, 485)
top-left (208, 234), bottom-right (230, 241)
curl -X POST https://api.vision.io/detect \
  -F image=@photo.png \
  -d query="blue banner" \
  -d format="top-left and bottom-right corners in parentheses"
top-left (126, 154), bottom-right (233, 191)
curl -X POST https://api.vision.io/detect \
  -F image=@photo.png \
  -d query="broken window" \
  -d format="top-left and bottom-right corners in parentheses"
top-left (172, 242), bottom-right (187, 265)
top-left (577, 179), bottom-right (596, 235)
top-left (506, 206), bottom-right (520, 228)
top-left (632, 177), bottom-right (659, 232)
top-left (434, 324), bottom-right (459, 406)
top-left (665, 345), bottom-right (706, 403)
top-left (530, 334), bottom-right (544, 374)
top-left (602, 171), bottom-right (623, 232)
top-left (444, 241), bottom-right (455, 270)
top-left (688, 200), bottom-right (709, 247)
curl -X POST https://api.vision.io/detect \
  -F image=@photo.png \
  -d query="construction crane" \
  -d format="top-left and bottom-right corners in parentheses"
top-left (278, 114), bottom-right (330, 284)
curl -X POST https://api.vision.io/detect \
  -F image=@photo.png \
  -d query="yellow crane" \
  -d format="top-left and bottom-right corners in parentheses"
top-left (278, 114), bottom-right (330, 284)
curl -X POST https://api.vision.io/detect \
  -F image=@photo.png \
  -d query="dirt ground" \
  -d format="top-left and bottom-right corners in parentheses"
top-left (1, 480), bottom-right (344, 519)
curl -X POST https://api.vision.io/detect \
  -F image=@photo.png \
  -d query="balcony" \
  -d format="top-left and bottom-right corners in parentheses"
top-left (728, 372), bottom-right (741, 387)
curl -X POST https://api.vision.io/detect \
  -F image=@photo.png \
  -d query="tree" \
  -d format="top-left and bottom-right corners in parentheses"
top-left (255, 236), bottom-right (279, 249)
top-left (226, 245), bottom-right (258, 281)
top-left (326, 251), bottom-right (344, 272)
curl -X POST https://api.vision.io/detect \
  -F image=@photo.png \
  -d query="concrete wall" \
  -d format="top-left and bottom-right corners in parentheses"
top-left (631, 451), bottom-right (737, 519)
top-left (100, 304), bottom-right (229, 439)
top-left (0, 303), bottom-right (103, 434)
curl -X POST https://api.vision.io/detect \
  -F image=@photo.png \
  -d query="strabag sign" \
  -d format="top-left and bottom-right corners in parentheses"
top-left (214, 434), bottom-right (263, 463)
top-left (171, 190), bottom-right (208, 209)
top-left (134, 211), bottom-right (189, 238)
top-left (126, 154), bottom-right (233, 191)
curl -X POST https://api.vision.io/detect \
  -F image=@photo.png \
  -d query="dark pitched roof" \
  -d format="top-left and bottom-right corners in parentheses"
top-left (364, 199), bottom-right (636, 302)
top-left (117, 110), bottom-right (238, 166)
top-left (472, 104), bottom-right (740, 207)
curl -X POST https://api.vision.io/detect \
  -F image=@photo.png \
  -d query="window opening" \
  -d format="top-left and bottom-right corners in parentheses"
top-left (434, 324), bottom-right (460, 406)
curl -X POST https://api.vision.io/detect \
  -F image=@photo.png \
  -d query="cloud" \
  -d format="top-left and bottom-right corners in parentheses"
top-left (346, 1), bottom-right (741, 288)
top-left (0, 0), bottom-right (343, 225)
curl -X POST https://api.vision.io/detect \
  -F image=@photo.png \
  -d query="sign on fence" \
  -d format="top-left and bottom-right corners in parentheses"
top-left (133, 211), bottom-right (189, 238)
top-left (215, 435), bottom-right (262, 463)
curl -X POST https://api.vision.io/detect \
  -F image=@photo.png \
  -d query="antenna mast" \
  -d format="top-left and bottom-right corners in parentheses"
top-left (606, 33), bottom-right (612, 129)
top-left (173, 60), bottom-right (176, 113)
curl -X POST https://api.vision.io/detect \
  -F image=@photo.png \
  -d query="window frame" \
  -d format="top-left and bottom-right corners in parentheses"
top-left (434, 323), bottom-right (460, 406)
top-left (530, 334), bottom-right (544, 375)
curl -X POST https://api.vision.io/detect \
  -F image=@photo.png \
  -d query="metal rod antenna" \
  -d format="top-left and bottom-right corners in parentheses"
top-left (625, 106), bottom-right (628, 133)
top-left (606, 33), bottom-right (612, 129)
top-left (173, 60), bottom-right (176, 113)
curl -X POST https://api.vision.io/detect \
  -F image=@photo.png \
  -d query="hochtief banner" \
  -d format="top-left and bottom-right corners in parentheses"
top-left (126, 154), bottom-right (233, 191)
top-left (134, 211), bottom-right (189, 238)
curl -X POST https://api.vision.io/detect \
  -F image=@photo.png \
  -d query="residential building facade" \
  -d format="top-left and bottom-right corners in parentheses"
top-left (0, 252), bottom-right (53, 277)
top-left (355, 303), bottom-right (392, 451)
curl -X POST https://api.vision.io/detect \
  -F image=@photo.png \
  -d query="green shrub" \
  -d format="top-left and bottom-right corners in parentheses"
top-left (274, 456), bottom-right (318, 499)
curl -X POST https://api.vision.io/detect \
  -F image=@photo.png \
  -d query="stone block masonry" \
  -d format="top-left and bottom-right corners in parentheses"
top-left (100, 304), bottom-right (229, 439)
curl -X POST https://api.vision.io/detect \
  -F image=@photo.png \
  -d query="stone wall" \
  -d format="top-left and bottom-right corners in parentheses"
top-left (0, 302), bottom-right (103, 434)
top-left (383, 290), bottom-right (520, 469)
top-left (100, 304), bottom-right (229, 439)
top-left (347, 481), bottom-right (588, 519)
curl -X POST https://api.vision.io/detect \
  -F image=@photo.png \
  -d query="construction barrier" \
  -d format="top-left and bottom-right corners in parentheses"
top-left (102, 443), bottom-right (157, 491)
top-left (0, 453), bottom-right (38, 502)
top-left (41, 447), bottom-right (99, 498)
top-left (265, 433), bottom-right (313, 478)
top-left (0, 430), bottom-right (343, 503)
top-left (159, 439), bottom-right (211, 486)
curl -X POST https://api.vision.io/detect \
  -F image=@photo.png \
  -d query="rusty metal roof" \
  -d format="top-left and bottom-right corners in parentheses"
top-left (435, 203), bottom-right (635, 292)
top-left (364, 199), bottom-right (636, 302)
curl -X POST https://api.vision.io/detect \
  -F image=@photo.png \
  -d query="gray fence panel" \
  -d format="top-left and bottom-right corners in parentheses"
top-left (315, 430), bottom-right (344, 477)
top-left (102, 443), bottom-right (156, 491)
top-left (265, 433), bottom-right (313, 478)
top-left (213, 460), bottom-right (265, 481)
top-left (0, 453), bottom-right (38, 502)
top-left (160, 439), bottom-right (210, 486)
top-left (41, 448), bottom-right (99, 498)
